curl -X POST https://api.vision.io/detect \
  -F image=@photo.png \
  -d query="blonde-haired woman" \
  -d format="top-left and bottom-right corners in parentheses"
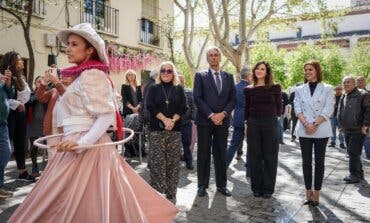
top-left (121, 69), bottom-right (142, 118)
top-left (147, 61), bottom-right (187, 202)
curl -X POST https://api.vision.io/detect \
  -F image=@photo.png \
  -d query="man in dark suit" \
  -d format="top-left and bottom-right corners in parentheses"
top-left (226, 67), bottom-right (251, 167)
top-left (193, 46), bottom-right (236, 197)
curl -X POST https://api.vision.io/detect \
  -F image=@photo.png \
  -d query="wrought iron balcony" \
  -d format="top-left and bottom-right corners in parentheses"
top-left (81, 0), bottom-right (119, 36)
top-left (0, 0), bottom-right (45, 17)
top-left (140, 18), bottom-right (161, 47)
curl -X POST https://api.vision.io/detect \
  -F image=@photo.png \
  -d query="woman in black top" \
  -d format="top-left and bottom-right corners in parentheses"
top-left (244, 61), bottom-right (282, 199)
top-left (121, 70), bottom-right (142, 118)
top-left (147, 61), bottom-right (187, 202)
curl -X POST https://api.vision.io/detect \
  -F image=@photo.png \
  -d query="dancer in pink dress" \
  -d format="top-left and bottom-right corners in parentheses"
top-left (8, 23), bottom-right (178, 223)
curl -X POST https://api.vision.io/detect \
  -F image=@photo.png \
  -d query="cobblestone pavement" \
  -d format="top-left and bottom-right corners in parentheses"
top-left (1, 133), bottom-right (370, 223)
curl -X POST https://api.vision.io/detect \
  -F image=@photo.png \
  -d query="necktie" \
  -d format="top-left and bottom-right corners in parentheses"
top-left (215, 72), bottom-right (221, 94)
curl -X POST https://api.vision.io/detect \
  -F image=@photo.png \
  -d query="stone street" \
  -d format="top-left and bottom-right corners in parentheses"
top-left (1, 133), bottom-right (369, 223)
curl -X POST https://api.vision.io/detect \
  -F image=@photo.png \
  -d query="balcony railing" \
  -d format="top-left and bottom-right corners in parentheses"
top-left (140, 18), bottom-right (160, 47)
top-left (0, 0), bottom-right (45, 17)
top-left (81, 0), bottom-right (119, 36)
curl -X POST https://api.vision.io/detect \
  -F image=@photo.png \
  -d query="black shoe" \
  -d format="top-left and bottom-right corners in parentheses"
top-left (253, 192), bottom-right (262, 198)
top-left (290, 137), bottom-right (296, 142)
top-left (328, 143), bottom-right (335, 147)
top-left (217, 187), bottom-right (231, 197)
top-left (343, 175), bottom-right (360, 183)
top-left (197, 186), bottom-right (206, 197)
top-left (186, 163), bottom-right (194, 170)
top-left (262, 193), bottom-right (272, 199)
top-left (311, 201), bottom-right (319, 207)
top-left (279, 141), bottom-right (285, 145)
top-left (303, 199), bottom-right (313, 205)
top-left (18, 171), bottom-right (36, 182)
top-left (339, 143), bottom-right (346, 149)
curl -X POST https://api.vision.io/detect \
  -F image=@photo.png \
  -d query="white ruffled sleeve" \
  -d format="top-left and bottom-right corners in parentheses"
top-left (79, 69), bottom-right (116, 116)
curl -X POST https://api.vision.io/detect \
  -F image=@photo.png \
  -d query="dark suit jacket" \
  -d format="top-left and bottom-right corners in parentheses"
top-left (233, 80), bottom-right (248, 128)
top-left (193, 69), bottom-right (236, 127)
top-left (121, 84), bottom-right (142, 117)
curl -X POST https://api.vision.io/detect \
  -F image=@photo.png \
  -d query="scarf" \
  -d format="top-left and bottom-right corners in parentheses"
top-left (61, 60), bottom-right (109, 77)
top-left (61, 60), bottom-right (123, 140)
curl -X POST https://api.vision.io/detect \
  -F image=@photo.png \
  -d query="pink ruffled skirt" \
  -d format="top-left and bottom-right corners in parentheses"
top-left (8, 133), bottom-right (178, 223)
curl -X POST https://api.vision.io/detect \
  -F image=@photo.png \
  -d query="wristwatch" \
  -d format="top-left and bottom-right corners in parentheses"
top-left (313, 121), bottom-right (319, 128)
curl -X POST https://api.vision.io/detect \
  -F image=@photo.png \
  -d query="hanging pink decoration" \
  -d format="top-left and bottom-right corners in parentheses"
top-left (106, 44), bottom-right (158, 73)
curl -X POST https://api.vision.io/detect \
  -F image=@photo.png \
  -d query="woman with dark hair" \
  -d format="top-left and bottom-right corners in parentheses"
top-left (0, 51), bottom-right (35, 182)
top-left (244, 61), bottom-right (282, 198)
top-left (294, 60), bottom-right (334, 206)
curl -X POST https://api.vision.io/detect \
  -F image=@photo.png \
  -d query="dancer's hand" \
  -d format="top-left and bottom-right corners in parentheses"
top-left (54, 140), bottom-right (79, 152)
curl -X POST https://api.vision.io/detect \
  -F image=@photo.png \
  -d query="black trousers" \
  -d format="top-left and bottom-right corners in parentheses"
top-left (344, 133), bottom-right (365, 178)
top-left (247, 117), bottom-right (279, 194)
top-left (291, 114), bottom-right (298, 138)
top-left (197, 125), bottom-right (228, 188)
top-left (181, 122), bottom-right (193, 165)
top-left (299, 137), bottom-right (328, 190)
top-left (8, 110), bottom-right (27, 170)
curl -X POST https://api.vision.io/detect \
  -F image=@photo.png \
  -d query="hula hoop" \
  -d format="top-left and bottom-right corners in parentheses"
top-left (33, 127), bottom-right (135, 150)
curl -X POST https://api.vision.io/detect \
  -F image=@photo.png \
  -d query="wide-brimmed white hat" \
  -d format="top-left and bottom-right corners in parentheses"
top-left (57, 23), bottom-right (109, 65)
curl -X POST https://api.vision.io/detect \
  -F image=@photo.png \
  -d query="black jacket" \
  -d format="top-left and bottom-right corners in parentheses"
top-left (121, 84), bottom-right (142, 117)
top-left (181, 89), bottom-right (197, 125)
top-left (337, 88), bottom-right (370, 133)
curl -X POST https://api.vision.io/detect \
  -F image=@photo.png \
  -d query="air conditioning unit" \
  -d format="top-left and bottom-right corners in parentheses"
top-left (44, 33), bottom-right (57, 47)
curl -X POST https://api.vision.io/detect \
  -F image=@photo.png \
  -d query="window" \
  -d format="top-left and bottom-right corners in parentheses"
top-left (140, 0), bottom-right (159, 46)
top-left (82, 0), bottom-right (119, 35)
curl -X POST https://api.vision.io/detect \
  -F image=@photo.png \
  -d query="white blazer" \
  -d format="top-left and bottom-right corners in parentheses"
top-left (294, 82), bottom-right (335, 138)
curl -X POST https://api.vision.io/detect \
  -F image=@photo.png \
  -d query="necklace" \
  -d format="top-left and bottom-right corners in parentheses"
top-left (161, 84), bottom-right (173, 109)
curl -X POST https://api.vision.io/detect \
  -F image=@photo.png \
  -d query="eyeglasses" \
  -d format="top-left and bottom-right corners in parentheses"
top-left (160, 69), bottom-right (173, 75)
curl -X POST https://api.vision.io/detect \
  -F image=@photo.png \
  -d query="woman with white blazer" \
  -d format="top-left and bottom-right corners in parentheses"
top-left (294, 60), bottom-right (334, 207)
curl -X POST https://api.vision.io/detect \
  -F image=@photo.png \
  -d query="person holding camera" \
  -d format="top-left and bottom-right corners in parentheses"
top-left (0, 51), bottom-right (34, 182)
top-left (146, 61), bottom-right (187, 202)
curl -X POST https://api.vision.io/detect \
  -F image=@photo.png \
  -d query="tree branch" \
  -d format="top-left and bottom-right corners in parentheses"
top-left (221, 0), bottom-right (230, 41)
top-left (196, 33), bottom-right (210, 69)
top-left (0, 6), bottom-right (26, 30)
top-left (174, 0), bottom-right (185, 12)
top-left (206, 0), bottom-right (222, 41)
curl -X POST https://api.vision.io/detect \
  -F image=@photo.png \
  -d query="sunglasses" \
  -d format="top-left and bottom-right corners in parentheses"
top-left (160, 69), bottom-right (173, 75)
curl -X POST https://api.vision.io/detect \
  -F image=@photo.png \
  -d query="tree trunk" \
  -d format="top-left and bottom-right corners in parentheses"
top-left (24, 28), bottom-right (35, 88)
top-left (25, 0), bottom-right (35, 88)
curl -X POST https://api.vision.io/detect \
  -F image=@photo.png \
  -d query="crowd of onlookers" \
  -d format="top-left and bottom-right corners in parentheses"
top-left (0, 46), bottom-right (369, 207)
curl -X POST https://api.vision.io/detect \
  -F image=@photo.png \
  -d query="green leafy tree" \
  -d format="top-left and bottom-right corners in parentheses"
top-left (321, 44), bottom-right (346, 86)
top-left (346, 42), bottom-right (370, 78)
top-left (287, 44), bottom-right (323, 86)
top-left (287, 44), bottom-right (345, 86)
top-left (250, 42), bottom-right (288, 88)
